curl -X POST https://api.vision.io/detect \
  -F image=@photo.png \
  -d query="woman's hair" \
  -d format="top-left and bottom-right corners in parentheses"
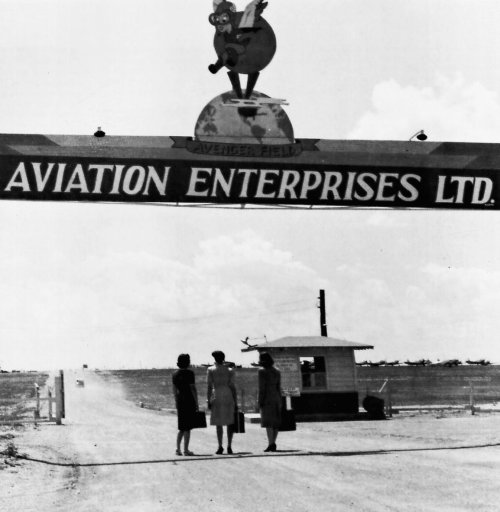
top-left (177, 353), bottom-right (190, 369)
top-left (259, 352), bottom-right (274, 368)
top-left (211, 350), bottom-right (225, 364)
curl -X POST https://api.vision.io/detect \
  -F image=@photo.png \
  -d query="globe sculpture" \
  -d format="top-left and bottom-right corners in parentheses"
top-left (195, 90), bottom-right (294, 145)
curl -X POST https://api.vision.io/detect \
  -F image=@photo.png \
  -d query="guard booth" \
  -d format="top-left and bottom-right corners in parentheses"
top-left (243, 336), bottom-right (373, 420)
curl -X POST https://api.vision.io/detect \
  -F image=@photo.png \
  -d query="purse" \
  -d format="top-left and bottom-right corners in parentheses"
top-left (191, 410), bottom-right (207, 429)
top-left (279, 408), bottom-right (296, 432)
top-left (232, 409), bottom-right (245, 433)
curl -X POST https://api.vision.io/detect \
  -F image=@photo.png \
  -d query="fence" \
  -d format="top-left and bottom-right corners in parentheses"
top-left (360, 378), bottom-right (500, 417)
top-left (358, 365), bottom-right (500, 414)
top-left (0, 371), bottom-right (65, 425)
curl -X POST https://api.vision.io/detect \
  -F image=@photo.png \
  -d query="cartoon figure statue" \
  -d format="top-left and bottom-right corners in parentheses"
top-left (208, 0), bottom-right (276, 100)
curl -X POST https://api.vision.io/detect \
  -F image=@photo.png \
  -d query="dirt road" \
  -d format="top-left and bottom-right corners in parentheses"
top-left (2, 371), bottom-right (500, 511)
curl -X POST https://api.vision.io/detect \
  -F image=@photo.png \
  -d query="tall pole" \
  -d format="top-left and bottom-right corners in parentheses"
top-left (59, 369), bottom-right (65, 419)
top-left (318, 289), bottom-right (328, 337)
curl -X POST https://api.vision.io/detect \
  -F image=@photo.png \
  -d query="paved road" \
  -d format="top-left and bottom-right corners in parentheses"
top-left (3, 371), bottom-right (500, 511)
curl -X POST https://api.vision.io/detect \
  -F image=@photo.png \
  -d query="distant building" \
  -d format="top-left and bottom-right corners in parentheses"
top-left (242, 335), bottom-right (373, 419)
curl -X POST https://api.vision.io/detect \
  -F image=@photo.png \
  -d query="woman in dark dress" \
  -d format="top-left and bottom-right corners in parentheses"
top-left (172, 353), bottom-right (198, 456)
top-left (258, 352), bottom-right (282, 452)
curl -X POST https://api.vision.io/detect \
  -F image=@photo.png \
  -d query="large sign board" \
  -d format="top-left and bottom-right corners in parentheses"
top-left (1, 135), bottom-right (499, 209)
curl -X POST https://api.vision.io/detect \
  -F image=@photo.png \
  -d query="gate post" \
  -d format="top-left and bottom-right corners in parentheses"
top-left (34, 383), bottom-right (40, 419)
top-left (469, 383), bottom-right (475, 415)
top-left (54, 375), bottom-right (64, 425)
top-left (385, 380), bottom-right (392, 418)
top-left (59, 370), bottom-right (65, 418)
top-left (48, 388), bottom-right (53, 421)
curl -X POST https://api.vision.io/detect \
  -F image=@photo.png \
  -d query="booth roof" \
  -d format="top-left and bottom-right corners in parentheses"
top-left (241, 336), bottom-right (374, 352)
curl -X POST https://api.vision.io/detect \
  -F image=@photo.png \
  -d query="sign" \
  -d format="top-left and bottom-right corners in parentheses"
top-left (275, 360), bottom-right (298, 373)
top-left (274, 355), bottom-right (301, 396)
top-left (281, 387), bottom-right (301, 397)
top-left (1, 135), bottom-right (500, 209)
top-left (0, 156), bottom-right (497, 208)
top-left (171, 137), bottom-right (317, 158)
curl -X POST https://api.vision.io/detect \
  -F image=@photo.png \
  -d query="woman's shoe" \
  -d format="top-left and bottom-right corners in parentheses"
top-left (215, 446), bottom-right (224, 455)
top-left (227, 447), bottom-right (233, 455)
top-left (269, 443), bottom-right (277, 452)
top-left (264, 445), bottom-right (272, 452)
top-left (184, 450), bottom-right (194, 456)
top-left (175, 449), bottom-right (182, 456)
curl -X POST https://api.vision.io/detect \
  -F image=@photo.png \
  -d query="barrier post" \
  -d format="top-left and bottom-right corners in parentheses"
top-left (386, 380), bottom-right (392, 418)
top-left (59, 370), bottom-right (65, 418)
top-left (469, 384), bottom-right (475, 415)
top-left (34, 383), bottom-right (40, 419)
top-left (54, 375), bottom-right (63, 425)
top-left (48, 388), bottom-right (53, 421)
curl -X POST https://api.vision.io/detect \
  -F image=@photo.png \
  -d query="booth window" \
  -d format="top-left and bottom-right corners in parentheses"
top-left (300, 356), bottom-right (326, 389)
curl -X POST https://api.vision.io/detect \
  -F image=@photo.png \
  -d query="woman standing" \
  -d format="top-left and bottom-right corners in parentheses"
top-left (207, 350), bottom-right (237, 454)
top-left (172, 353), bottom-right (198, 456)
top-left (258, 352), bottom-right (282, 452)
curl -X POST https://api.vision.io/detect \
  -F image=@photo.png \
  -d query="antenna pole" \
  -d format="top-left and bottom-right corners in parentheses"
top-left (318, 289), bottom-right (328, 337)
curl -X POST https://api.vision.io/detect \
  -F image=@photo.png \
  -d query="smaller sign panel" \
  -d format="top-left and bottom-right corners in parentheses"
top-left (274, 355), bottom-right (301, 396)
top-left (281, 387), bottom-right (301, 397)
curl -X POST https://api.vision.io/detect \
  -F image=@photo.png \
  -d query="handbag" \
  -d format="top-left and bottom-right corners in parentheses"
top-left (232, 409), bottom-right (245, 433)
top-left (191, 410), bottom-right (207, 429)
top-left (279, 408), bottom-right (296, 432)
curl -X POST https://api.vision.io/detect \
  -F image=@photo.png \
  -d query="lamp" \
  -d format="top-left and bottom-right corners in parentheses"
top-left (409, 130), bottom-right (427, 141)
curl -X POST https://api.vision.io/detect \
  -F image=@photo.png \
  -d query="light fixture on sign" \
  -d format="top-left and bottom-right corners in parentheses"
top-left (409, 130), bottom-right (427, 141)
top-left (94, 127), bottom-right (106, 138)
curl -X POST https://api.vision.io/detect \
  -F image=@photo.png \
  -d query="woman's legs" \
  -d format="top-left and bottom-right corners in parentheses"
top-left (216, 425), bottom-right (223, 448)
top-left (177, 430), bottom-right (193, 454)
top-left (227, 426), bottom-right (234, 450)
top-left (183, 430), bottom-right (191, 452)
top-left (272, 428), bottom-right (279, 446)
top-left (176, 431), bottom-right (184, 453)
top-left (264, 427), bottom-right (279, 451)
top-left (266, 427), bottom-right (273, 446)
top-left (215, 425), bottom-right (234, 453)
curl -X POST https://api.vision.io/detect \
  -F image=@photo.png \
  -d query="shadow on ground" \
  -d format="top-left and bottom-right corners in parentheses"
top-left (16, 442), bottom-right (500, 467)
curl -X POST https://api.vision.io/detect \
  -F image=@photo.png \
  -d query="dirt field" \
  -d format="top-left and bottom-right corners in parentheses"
top-left (95, 365), bottom-right (500, 413)
top-left (1, 370), bottom-right (500, 511)
top-left (0, 372), bottom-right (49, 421)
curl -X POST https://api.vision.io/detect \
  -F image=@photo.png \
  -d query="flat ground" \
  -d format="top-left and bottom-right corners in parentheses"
top-left (1, 371), bottom-right (500, 512)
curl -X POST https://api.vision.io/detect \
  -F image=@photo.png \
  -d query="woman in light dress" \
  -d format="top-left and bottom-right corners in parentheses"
top-left (207, 350), bottom-right (237, 454)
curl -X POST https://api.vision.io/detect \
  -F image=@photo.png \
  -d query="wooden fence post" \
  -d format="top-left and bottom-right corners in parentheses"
top-left (386, 380), bottom-right (392, 418)
top-left (34, 383), bottom-right (40, 419)
top-left (469, 383), bottom-right (475, 415)
top-left (59, 370), bottom-right (65, 419)
top-left (48, 388), bottom-right (53, 421)
top-left (54, 375), bottom-right (63, 425)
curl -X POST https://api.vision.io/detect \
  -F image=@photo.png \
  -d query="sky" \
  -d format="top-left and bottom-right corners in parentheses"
top-left (1, 0), bottom-right (500, 370)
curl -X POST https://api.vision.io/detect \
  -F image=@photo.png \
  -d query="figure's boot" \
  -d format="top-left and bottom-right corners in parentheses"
top-left (227, 71), bottom-right (243, 98)
top-left (208, 59), bottom-right (224, 74)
